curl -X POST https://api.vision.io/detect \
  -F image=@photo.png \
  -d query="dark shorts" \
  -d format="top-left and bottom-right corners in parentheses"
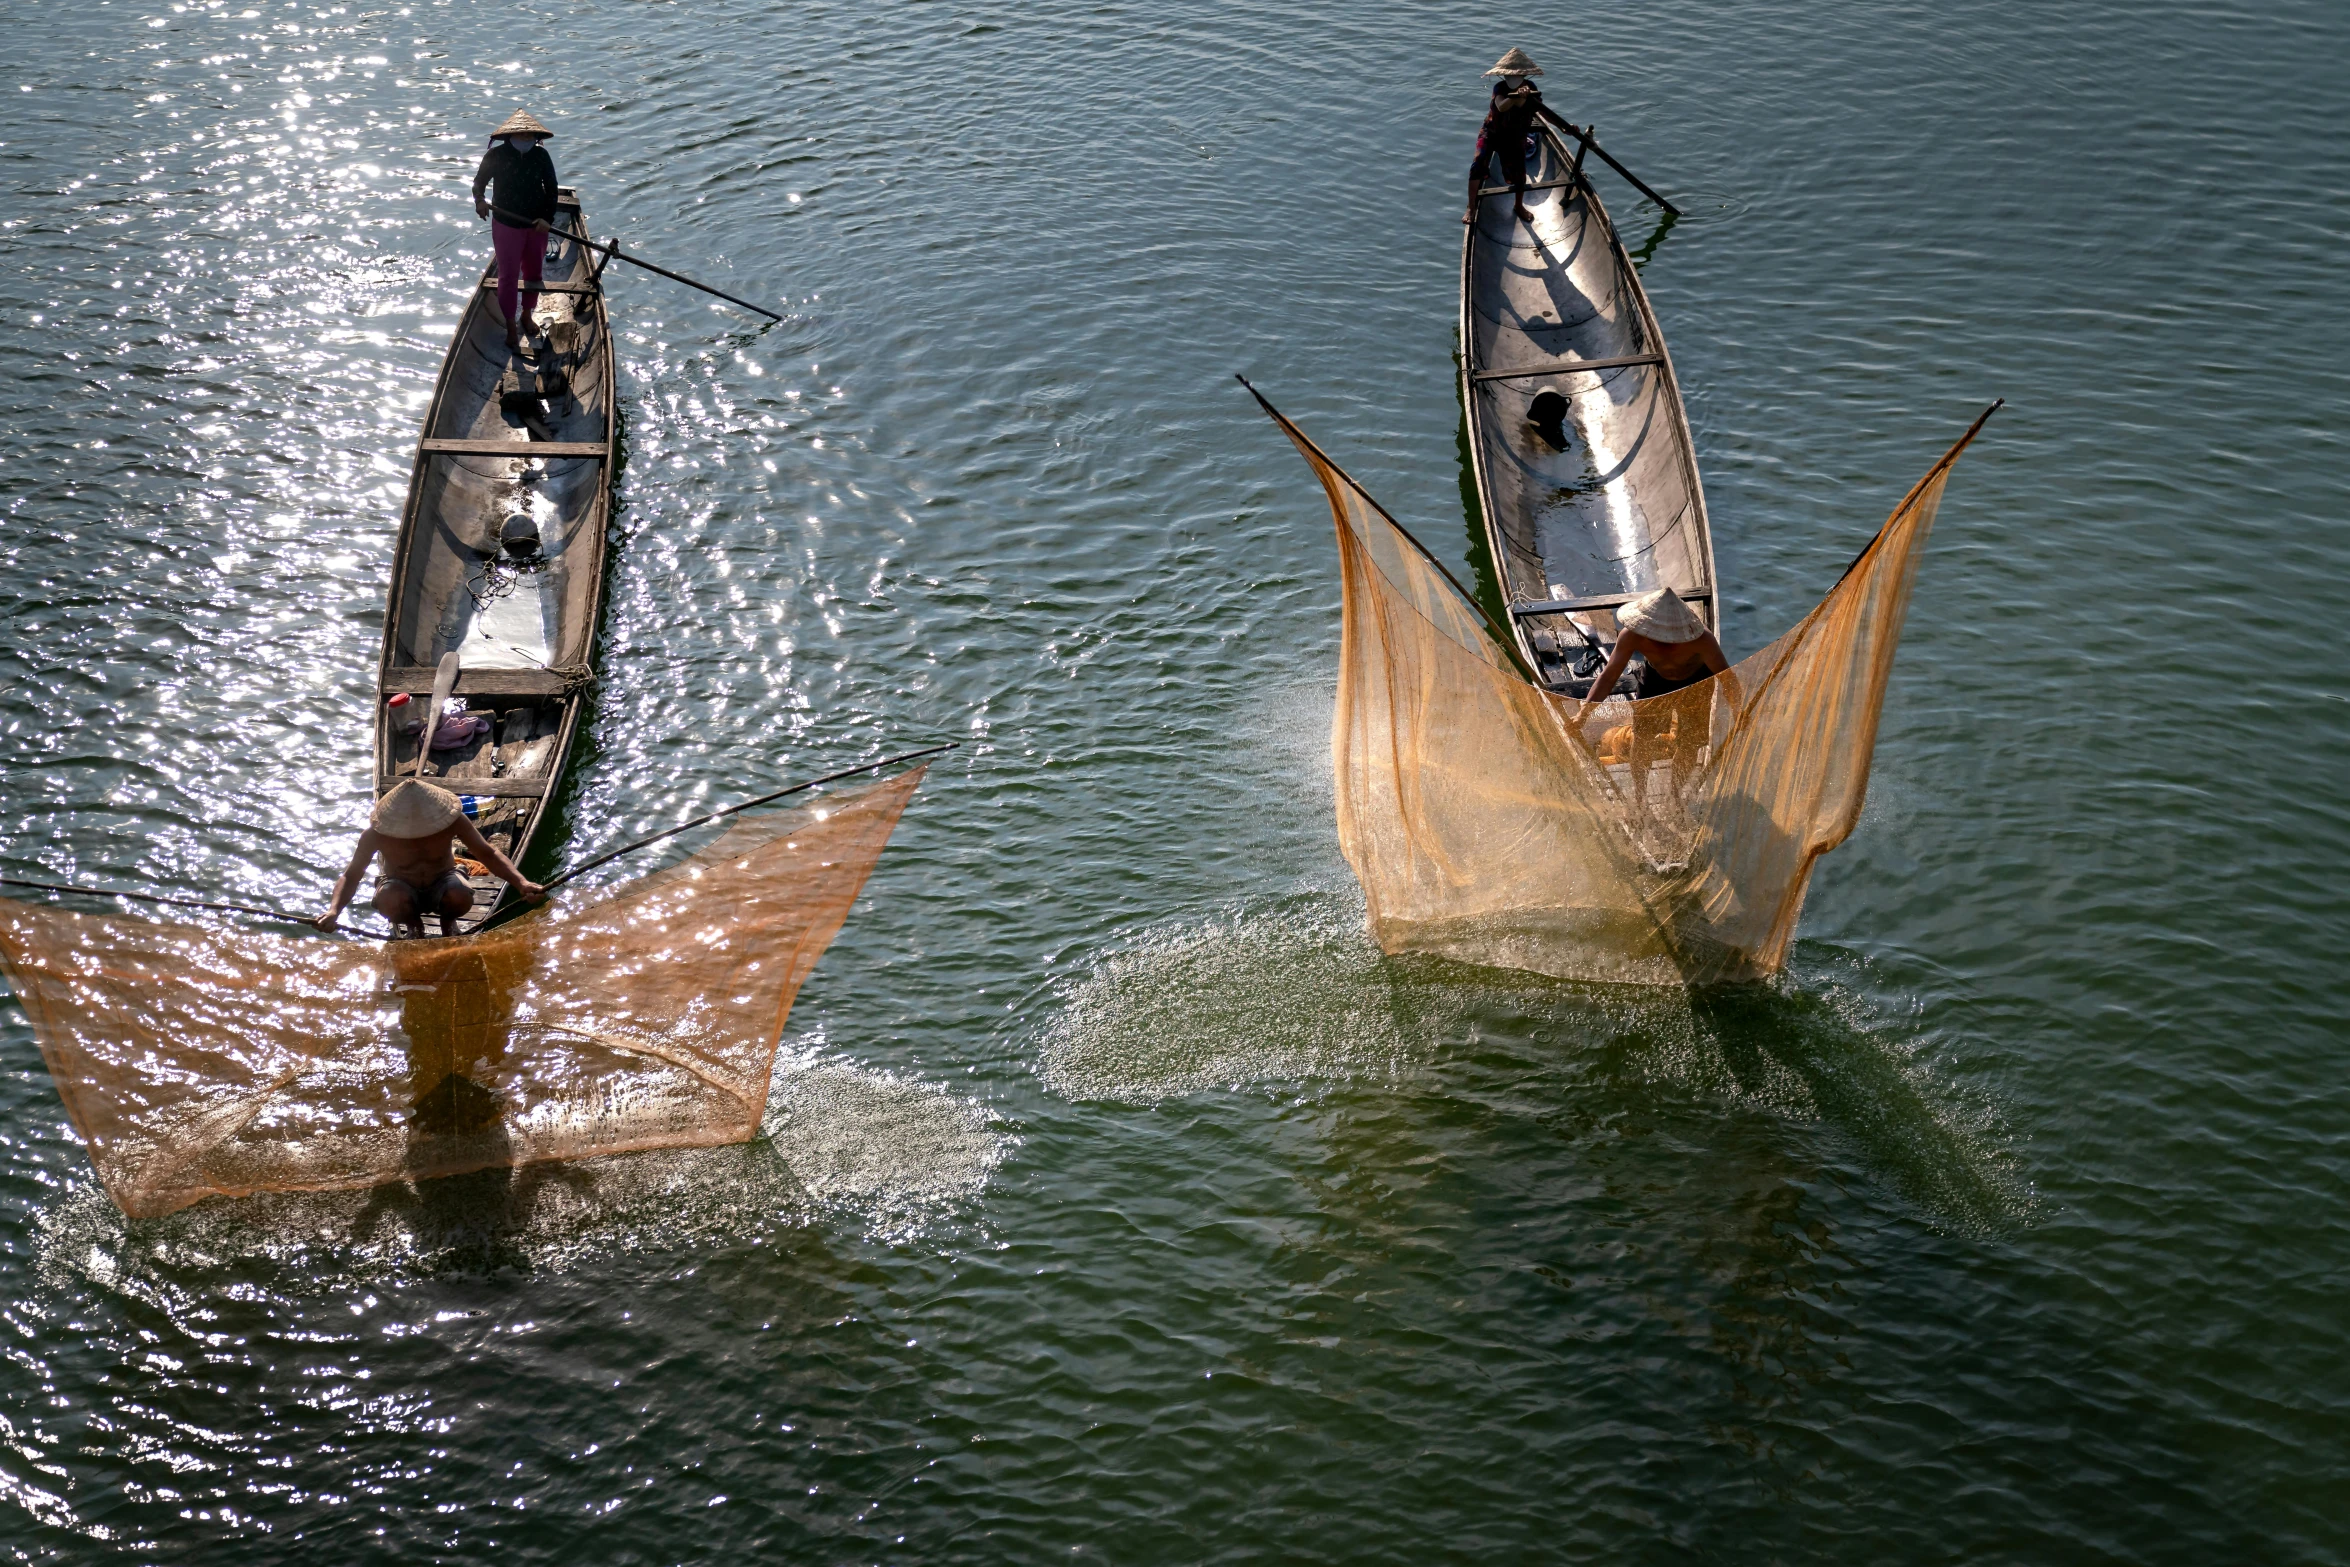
top-left (1471, 132), bottom-right (1534, 188)
top-left (380, 869), bottom-right (473, 916)
top-left (1634, 660), bottom-right (1712, 700)
top-left (1632, 660), bottom-right (1713, 772)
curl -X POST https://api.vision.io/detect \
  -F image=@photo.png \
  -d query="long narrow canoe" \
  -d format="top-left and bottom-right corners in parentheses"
top-left (1459, 121), bottom-right (1716, 690)
top-left (372, 186), bottom-right (616, 934)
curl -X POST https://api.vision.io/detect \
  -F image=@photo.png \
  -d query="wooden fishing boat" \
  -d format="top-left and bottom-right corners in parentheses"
top-left (1459, 120), bottom-right (1715, 691)
top-left (373, 186), bottom-right (616, 934)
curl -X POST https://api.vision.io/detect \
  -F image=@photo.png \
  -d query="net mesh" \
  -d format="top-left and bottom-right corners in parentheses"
top-left (1281, 410), bottom-right (1982, 987)
top-left (0, 769), bottom-right (924, 1218)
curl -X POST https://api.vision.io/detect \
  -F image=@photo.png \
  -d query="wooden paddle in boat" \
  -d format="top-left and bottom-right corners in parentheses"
top-left (414, 651), bottom-right (460, 780)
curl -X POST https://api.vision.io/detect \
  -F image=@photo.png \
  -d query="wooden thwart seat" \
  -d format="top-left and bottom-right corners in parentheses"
top-left (1470, 352), bottom-right (1664, 384)
top-left (381, 665), bottom-right (573, 697)
top-left (375, 774), bottom-right (549, 798)
top-left (418, 438), bottom-right (608, 458)
top-left (1510, 588), bottom-right (1715, 618)
top-left (1476, 176), bottom-right (1581, 197)
top-left (481, 280), bottom-right (600, 295)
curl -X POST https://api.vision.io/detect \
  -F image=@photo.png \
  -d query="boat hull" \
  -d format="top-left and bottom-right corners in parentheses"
top-left (372, 190), bottom-right (617, 934)
top-left (1459, 125), bottom-right (1716, 689)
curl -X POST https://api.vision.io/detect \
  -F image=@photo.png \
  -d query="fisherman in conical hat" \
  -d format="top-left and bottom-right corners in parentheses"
top-left (1466, 48), bottom-right (1546, 228)
top-left (1572, 586), bottom-right (1744, 805)
top-left (314, 779), bottom-right (544, 935)
top-left (471, 108), bottom-right (561, 355)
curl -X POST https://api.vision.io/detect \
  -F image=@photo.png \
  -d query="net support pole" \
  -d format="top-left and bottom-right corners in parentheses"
top-left (1538, 111), bottom-right (1680, 216)
top-left (0, 877), bottom-right (389, 940)
top-left (538, 742), bottom-right (961, 894)
top-left (483, 202), bottom-right (784, 322)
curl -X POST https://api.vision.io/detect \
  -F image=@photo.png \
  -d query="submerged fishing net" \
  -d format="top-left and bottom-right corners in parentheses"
top-left (1276, 410), bottom-right (1985, 987)
top-left (0, 769), bottom-right (924, 1218)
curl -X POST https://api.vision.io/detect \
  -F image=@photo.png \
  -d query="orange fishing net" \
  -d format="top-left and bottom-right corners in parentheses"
top-left (1275, 408), bottom-right (1987, 987)
top-left (0, 769), bottom-right (924, 1218)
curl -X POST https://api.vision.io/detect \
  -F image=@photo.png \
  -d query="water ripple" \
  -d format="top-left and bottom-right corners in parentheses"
top-left (0, 0), bottom-right (2342, 1558)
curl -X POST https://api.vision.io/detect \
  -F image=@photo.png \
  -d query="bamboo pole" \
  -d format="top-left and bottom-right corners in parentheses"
top-left (484, 203), bottom-right (783, 322)
top-left (536, 742), bottom-right (960, 894)
top-left (1538, 111), bottom-right (1680, 216)
top-left (1, 877), bottom-right (389, 939)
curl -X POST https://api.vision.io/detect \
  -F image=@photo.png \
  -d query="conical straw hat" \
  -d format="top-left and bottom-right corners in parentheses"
top-left (1484, 48), bottom-right (1543, 77)
top-left (373, 780), bottom-right (463, 838)
top-left (491, 108), bottom-right (553, 140)
top-left (1615, 587), bottom-right (1708, 644)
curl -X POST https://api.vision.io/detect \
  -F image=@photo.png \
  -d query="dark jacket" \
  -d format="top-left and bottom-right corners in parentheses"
top-left (1478, 80), bottom-right (1544, 149)
top-left (472, 139), bottom-right (560, 227)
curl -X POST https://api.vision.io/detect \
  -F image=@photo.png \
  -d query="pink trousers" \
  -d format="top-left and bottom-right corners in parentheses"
top-left (491, 220), bottom-right (545, 333)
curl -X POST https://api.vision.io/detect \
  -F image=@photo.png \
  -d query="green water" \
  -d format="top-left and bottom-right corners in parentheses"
top-left (1, 0), bottom-right (2344, 1559)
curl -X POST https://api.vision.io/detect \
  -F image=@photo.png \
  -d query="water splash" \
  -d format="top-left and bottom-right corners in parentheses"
top-left (33, 1043), bottom-right (1010, 1293)
top-left (1038, 899), bottom-right (2026, 1231)
top-left (1036, 898), bottom-right (1418, 1102)
top-left (763, 1042), bottom-right (1015, 1245)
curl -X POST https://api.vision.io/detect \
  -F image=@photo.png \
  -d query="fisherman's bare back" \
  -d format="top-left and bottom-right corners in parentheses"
top-left (315, 781), bottom-right (544, 931)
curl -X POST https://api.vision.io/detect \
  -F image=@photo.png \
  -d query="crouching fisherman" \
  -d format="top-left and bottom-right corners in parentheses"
top-left (1573, 586), bottom-right (1744, 813)
top-left (314, 780), bottom-right (545, 934)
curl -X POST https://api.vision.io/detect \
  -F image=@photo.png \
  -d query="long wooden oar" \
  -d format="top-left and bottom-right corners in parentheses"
top-left (534, 742), bottom-right (960, 897)
top-left (1538, 110), bottom-right (1680, 216)
top-left (0, 877), bottom-right (390, 940)
top-left (487, 203), bottom-right (783, 322)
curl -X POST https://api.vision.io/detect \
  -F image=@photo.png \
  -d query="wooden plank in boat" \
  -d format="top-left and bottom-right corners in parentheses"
top-left (380, 665), bottom-right (574, 696)
top-left (1470, 353), bottom-right (1664, 384)
top-left (376, 774), bottom-right (549, 798)
top-left (479, 281), bottom-right (601, 295)
top-left (1512, 589), bottom-right (1715, 617)
top-left (418, 439), bottom-right (608, 458)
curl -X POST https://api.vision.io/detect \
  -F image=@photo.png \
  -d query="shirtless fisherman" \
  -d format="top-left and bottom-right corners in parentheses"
top-left (1572, 586), bottom-right (1744, 811)
top-left (314, 780), bottom-right (544, 933)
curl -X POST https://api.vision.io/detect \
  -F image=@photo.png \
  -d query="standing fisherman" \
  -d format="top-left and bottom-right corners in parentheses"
top-left (1464, 48), bottom-right (1546, 227)
top-left (471, 109), bottom-right (560, 354)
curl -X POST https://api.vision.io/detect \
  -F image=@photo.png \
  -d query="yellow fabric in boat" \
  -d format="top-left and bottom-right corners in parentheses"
top-left (1278, 410), bottom-right (1985, 988)
top-left (0, 769), bottom-right (924, 1218)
